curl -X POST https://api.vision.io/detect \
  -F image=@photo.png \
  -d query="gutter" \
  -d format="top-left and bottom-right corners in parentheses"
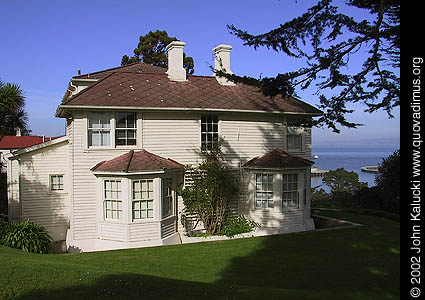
top-left (56, 105), bottom-right (323, 118)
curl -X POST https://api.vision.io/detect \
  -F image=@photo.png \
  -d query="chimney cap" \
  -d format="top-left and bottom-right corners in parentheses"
top-left (213, 44), bottom-right (232, 53)
top-left (166, 41), bottom-right (186, 51)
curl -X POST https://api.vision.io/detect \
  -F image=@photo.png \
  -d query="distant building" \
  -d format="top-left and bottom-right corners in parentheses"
top-left (0, 131), bottom-right (56, 173)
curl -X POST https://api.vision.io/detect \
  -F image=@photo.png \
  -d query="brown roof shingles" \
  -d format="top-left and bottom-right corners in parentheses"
top-left (91, 149), bottom-right (184, 173)
top-left (73, 62), bottom-right (166, 80)
top-left (243, 148), bottom-right (314, 169)
top-left (63, 72), bottom-right (322, 115)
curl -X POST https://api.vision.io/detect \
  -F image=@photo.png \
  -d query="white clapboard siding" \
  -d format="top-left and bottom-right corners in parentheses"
top-left (142, 112), bottom-right (201, 165)
top-left (100, 222), bottom-right (127, 241)
top-left (250, 209), bottom-right (304, 228)
top-left (129, 222), bottom-right (160, 241)
top-left (71, 115), bottom-right (133, 240)
top-left (221, 115), bottom-right (285, 167)
top-left (161, 216), bottom-right (177, 239)
top-left (69, 110), bottom-right (314, 241)
top-left (14, 141), bottom-right (70, 239)
top-left (8, 160), bottom-right (21, 221)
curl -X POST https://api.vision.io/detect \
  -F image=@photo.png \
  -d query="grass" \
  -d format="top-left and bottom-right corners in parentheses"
top-left (0, 211), bottom-right (399, 300)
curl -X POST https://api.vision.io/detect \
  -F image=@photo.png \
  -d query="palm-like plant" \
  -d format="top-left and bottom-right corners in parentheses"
top-left (0, 79), bottom-right (29, 136)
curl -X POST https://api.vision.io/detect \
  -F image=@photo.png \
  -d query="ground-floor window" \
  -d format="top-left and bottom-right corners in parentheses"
top-left (254, 172), bottom-right (302, 210)
top-left (282, 174), bottom-right (299, 209)
top-left (162, 178), bottom-right (173, 218)
top-left (104, 179), bottom-right (122, 219)
top-left (132, 179), bottom-right (154, 220)
top-left (50, 174), bottom-right (64, 191)
top-left (255, 174), bottom-right (274, 208)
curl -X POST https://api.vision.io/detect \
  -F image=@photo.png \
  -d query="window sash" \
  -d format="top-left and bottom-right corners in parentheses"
top-left (104, 180), bottom-right (122, 220)
top-left (115, 112), bottom-right (137, 146)
top-left (255, 174), bottom-right (274, 208)
top-left (88, 113), bottom-right (110, 146)
top-left (282, 174), bottom-right (299, 209)
top-left (201, 115), bottom-right (219, 151)
top-left (287, 134), bottom-right (302, 151)
top-left (162, 178), bottom-right (172, 218)
top-left (50, 175), bottom-right (64, 191)
top-left (132, 179), bottom-right (154, 220)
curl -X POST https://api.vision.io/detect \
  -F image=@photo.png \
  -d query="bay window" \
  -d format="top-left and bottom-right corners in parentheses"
top-left (162, 178), bottom-right (173, 218)
top-left (104, 180), bottom-right (122, 220)
top-left (282, 174), bottom-right (299, 209)
top-left (255, 174), bottom-right (274, 208)
top-left (132, 179), bottom-right (154, 220)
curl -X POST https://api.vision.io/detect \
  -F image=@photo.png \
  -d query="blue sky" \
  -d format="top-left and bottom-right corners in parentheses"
top-left (1, 0), bottom-right (399, 148)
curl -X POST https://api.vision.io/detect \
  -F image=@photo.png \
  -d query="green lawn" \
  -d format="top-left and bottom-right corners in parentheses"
top-left (0, 211), bottom-right (399, 300)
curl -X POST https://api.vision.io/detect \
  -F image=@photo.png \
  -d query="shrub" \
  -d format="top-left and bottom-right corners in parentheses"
top-left (2, 221), bottom-right (52, 254)
top-left (180, 143), bottom-right (240, 235)
top-left (0, 222), bottom-right (8, 244)
top-left (311, 188), bottom-right (330, 202)
top-left (375, 149), bottom-right (400, 214)
top-left (220, 215), bottom-right (258, 237)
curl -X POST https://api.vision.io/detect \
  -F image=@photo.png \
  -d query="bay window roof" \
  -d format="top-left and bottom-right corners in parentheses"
top-left (91, 149), bottom-right (184, 174)
top-left (243, 148), bottom-right (314, 170)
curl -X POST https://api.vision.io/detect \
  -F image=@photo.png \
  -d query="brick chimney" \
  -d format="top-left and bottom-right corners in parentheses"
top-left (213, 44), bottom-right (235, 86)
top-left (166, 41), bottom-right (187, 82)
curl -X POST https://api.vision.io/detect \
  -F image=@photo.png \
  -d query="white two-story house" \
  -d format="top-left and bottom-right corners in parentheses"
top-left (6, 41), bottom-right (322, 252)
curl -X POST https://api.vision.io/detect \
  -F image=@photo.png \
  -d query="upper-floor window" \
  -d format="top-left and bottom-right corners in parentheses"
top-left (88, 113), bottom-right (110, 147)
top-left (116, 112), bottom-right (136, 146)
top-left (287, 126), bottom-right (303, 151)
top-left (201, 115), bottom-right (218, 151)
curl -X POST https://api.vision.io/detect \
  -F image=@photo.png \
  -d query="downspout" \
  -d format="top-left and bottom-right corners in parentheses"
top-left (18, 159), bottom-right (23, 220)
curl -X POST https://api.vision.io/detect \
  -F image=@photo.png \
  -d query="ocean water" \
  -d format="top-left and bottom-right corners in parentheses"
top-left (310, 147), bottom-right (398, 192)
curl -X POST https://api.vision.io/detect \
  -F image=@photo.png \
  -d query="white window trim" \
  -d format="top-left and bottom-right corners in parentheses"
top-left (286, 125), bottom-right (305, 153)
top-left (130, 177), bottom-right (161, 223)
top-left (115, 112), bottom-right (138, 148)
top-left (199, 114), bottom-right (220, 151)
top-left (161, 177), bottom-right (174, 219)
top-left (103, 178), bottom-right (124, 221)
top-left (86, 111), bottom-right (140, 150)
top-left (48, 174), bottom-right (66, 194)
top-left (251, 170), bottom-right (305, 212)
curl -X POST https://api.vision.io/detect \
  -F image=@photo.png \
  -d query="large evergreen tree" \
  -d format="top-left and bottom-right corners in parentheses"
top-left (221, 0), bottom-right (399, 132)
top-left (121, 30), bottom-right (195, 74)
top-left (0, 80), bottom-right (29, 136)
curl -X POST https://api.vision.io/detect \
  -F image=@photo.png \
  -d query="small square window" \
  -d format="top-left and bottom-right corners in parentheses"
top-left (50, 175), bottom-right (64, 191)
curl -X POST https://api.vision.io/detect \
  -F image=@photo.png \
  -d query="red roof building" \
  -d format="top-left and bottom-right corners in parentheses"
top-left (0, 135), bottom-right (56, 150)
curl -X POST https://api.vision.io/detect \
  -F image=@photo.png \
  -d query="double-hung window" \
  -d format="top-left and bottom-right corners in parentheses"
top-left (88, 113), bottom-right (110, 146)
top-left (104, 180), bottom-right (122, 220)
top-left (162, 178), bottom-right (173, 218)
top-left (50, 175), bottom-right (64, 191)
top-left (201, 115), bottom-right (218, 151)
top-left (286, 126), bottom-right (303, 151)
top-left (116, 112), bottom-right (136, 146)
top-left (132, 179), bottom-right (154, 220)
top-left (282, 174), bottom-right (299, 209)
top-left (255, 174), bottom-right (274, 208)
